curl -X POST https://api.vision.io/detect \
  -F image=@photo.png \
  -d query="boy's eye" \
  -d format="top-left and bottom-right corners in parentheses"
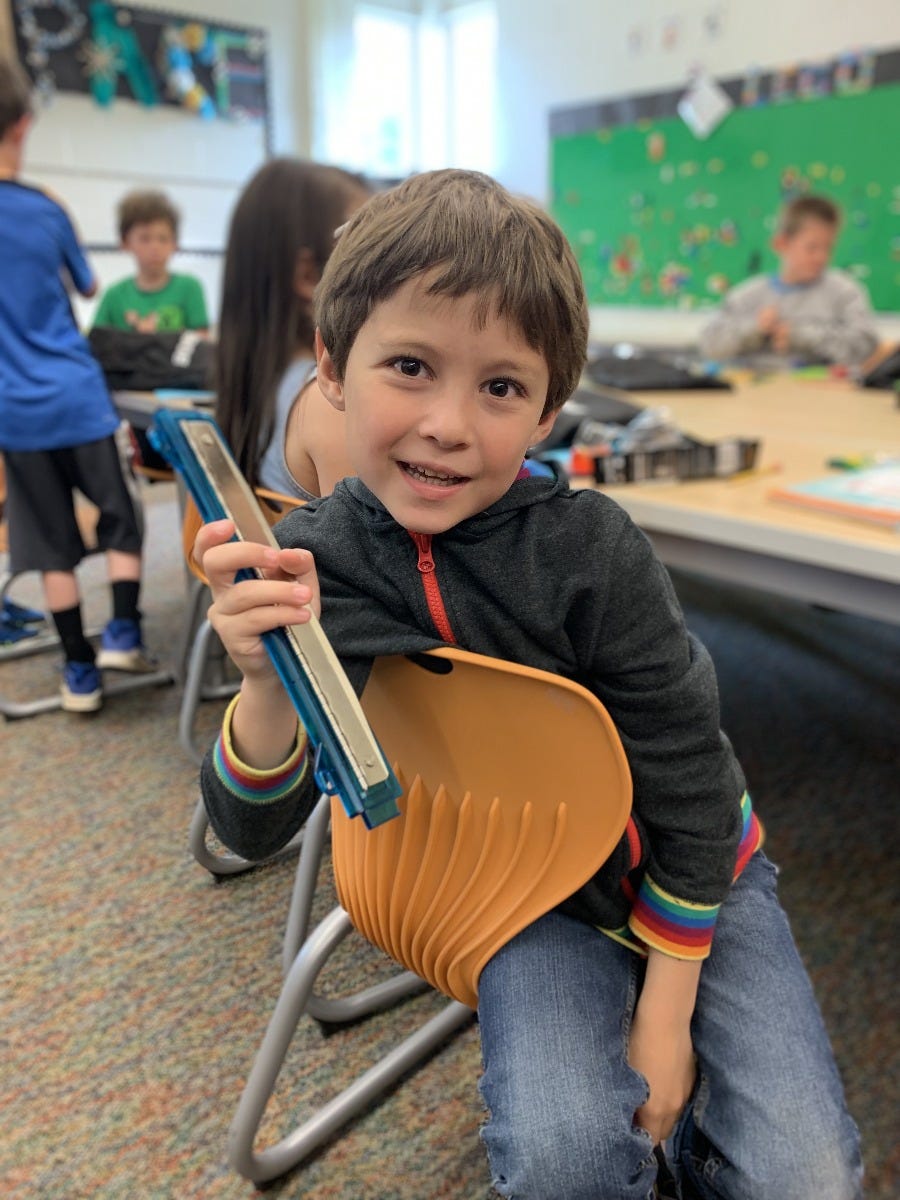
top-left (486, 378), bottom-right (521, 399)
top-left (392, 357), bottom-right (424, 378)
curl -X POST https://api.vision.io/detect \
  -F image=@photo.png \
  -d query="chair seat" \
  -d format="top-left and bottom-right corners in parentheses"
top-left (332, 647), bottom-right (632, 1009)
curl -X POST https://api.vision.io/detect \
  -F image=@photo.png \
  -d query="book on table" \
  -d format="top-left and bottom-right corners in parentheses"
top-left (768, 464), bottom-right (900, 528)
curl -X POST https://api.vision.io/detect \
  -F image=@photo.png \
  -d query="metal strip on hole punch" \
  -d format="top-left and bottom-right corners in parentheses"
top-left (149, 409), bottom-right (401, 829)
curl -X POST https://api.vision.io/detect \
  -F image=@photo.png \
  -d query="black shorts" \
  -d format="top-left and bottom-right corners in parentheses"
top-left (4, 429), bottom-right (143, 574)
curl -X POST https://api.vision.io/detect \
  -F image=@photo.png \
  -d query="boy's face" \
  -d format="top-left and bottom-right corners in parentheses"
top-left (773, 219), bottom-right (836, 284)
top-left (316, 274), bottom-right (558, 535)
top-left (123, 219), bottom-right (176, 278)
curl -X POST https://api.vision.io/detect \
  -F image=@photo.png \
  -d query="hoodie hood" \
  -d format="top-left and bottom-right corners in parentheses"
top-left (334, 473), bottom-right (567, 542)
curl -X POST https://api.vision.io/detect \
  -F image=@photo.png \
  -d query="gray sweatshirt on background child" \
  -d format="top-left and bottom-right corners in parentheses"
top-left (698, 270), bottom-right (879, 365)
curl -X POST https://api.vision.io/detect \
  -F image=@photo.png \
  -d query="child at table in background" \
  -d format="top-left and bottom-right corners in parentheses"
top-left (699, 194), bottom-right (878, 367)
top-left (0, 57), bottom-right (155, 711)
top-left (93, 189), bottom-right (208, 334)
top-left (195, 169), bottom-right (862, 1200)
top-left (215, 157), bottom-right (370, 498)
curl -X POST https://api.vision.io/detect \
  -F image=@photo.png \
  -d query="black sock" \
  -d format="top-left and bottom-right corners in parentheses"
top-left (111, 580), bottom-right (141, 624)
top-left (51, 605), bottom-right (95, 664)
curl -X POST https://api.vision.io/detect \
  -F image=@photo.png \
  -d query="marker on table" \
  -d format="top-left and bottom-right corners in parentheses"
top-left (727, 462), bottom-right (783, 484)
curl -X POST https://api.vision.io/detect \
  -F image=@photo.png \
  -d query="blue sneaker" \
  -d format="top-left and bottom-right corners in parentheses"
top-left (61, 661), bottom-right (102, 712)
top-left (0, 615), bottom-right (39, 645)
top-left (3, 597), bottom-right (46, 626)
top-left (96, 618), bottom-right (158, 673)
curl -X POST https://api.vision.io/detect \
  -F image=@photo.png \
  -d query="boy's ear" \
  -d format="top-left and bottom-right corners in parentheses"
top-left (531, 407), bottom-right (560, 446)
top-left (315, 328), bottom-right (345, 411)
top-left (8, 113), bottom-right (32, 147)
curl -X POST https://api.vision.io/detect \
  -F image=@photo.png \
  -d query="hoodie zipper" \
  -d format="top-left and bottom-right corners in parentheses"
top-left (408, 531), bottom-right (457, 644)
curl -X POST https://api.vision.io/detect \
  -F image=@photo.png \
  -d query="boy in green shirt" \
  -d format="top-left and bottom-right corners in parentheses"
top-left (93, 189), bottom-right (208, 333)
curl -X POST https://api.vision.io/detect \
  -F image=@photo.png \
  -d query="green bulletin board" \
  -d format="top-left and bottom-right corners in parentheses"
top-left (551, 57), bottom-right (900, 312)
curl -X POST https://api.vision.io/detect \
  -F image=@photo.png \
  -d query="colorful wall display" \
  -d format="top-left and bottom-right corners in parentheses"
top-left (12, 0), bottom-right (268, 127)
top-left (551, 48), bottom-right (900, 311)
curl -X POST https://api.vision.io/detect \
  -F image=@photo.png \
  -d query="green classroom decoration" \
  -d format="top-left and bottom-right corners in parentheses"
top-left (551, 80), bottom-right (900, 312)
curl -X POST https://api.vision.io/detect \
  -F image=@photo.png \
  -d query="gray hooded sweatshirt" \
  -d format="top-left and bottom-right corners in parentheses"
top-left (202, 474), bottom-right (749, 941)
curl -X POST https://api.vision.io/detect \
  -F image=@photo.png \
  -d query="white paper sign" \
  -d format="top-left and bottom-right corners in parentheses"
top-left (678, 74), bottom-right (733, 139)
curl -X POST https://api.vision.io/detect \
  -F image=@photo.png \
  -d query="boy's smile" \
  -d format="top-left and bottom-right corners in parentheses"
top-left (316, 274), bottom-right (558, 534)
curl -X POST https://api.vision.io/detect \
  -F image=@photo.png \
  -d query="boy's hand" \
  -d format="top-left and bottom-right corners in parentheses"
top-left (628, 1006), bottom-right (696, 1145)
top-left (771, 320), bottom-right (791, 354)
top-left (194, 519), bottom-right (321, 684)
top-left (756, 305), bottom-right (780, 335)
top-left (628, 949), bottom-right (701, 1145)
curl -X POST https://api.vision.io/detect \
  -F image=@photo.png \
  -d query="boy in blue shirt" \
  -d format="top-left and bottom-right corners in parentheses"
top-left (0, 58), bottom-right (155, 711)
top-left (195, 170), bottom-right (861, 1198)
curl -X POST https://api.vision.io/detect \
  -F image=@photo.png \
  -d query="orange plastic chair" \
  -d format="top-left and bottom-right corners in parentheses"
top-left (227, 646), bottom-right (633, 1182)
top-left (182, 487), bottom-right (307, 875)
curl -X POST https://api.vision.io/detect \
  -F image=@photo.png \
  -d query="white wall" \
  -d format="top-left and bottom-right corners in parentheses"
top-left (492, 0), bottom-right (900, 342)
top-left (16, 0), bottom-right (307, 329)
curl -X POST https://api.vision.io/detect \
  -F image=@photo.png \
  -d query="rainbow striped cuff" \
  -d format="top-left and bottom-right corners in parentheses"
top-left (212, 695), bottom-right (308, 804)
top-left (598, 925), bottom-right (649, 957)
top-left (733, 791), bottom-right (765, 879)
top-left (628, 875), bottom-right (721, 961)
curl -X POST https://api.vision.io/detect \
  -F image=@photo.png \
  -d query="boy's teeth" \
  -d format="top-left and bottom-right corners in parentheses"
top-left (407, 464), bottom-right (461, 483)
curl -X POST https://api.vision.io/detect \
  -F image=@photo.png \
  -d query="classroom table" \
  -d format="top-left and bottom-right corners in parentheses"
top-left (114, 388), bottom-right (213, 432)
top-left (584, 374), bottom-right (900, 625)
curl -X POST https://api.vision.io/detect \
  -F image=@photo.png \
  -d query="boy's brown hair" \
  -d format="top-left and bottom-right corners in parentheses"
top-left (117, 189), bottom-right (180, 240)
top-left (0, 57), bottom-right (33, 140)
top-left (315, 169), bottom-right (589, 416)
top-left (779, 194), bottom-right (841, 238)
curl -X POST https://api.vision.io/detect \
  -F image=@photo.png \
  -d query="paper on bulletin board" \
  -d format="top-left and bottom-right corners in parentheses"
top-left (678, 74), bottom-right (733, 139)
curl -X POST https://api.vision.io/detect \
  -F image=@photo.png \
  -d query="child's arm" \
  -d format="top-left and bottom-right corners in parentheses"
top-left (698, 280), bottom-right (769, 360)
top-left (91, 287), bottom-right (116, 328)
top-left (183, 275), bottom-right (209, 332)
top-left (54, 202), bottom-right (98, 299)
top-left (628, 950), bottom-right (701, 1144)
top-left (786, 277), bottom-right (880, 365)
top-left (195, 519), bottom-right (322, 858)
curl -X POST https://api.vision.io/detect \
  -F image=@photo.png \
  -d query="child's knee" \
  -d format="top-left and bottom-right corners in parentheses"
top-left (689, 1125), bottom-right (863, 1200)
top-left (764, 1137), bottom-right (863, 1200)
top-left (481, 1106), bottom-right (656, 1200)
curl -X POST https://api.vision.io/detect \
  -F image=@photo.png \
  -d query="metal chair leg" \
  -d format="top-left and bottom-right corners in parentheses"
top-left (279, 796), bottom-right (429, 1018)
top-left (227, 904), bottom-right (473, 1183)
top-left (178, 617), bottom-right (239, 764)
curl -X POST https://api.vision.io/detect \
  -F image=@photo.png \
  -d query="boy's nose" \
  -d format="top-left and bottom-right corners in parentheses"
top-left (417, 393), bottom-right (471, 448)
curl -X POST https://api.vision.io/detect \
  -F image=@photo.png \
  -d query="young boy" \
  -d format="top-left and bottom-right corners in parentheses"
top-left (196, 170), bottom-right (862, 1199)
top-left (93, 189), bottom-right (208, 334)
top-left (0, 57), bottom-right (155, 711)
top-left (699, 194), bottom-right (878, 366)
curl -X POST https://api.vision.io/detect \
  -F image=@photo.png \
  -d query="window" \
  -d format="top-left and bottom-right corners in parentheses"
top-left (319, 3), bottom-right (498, 179)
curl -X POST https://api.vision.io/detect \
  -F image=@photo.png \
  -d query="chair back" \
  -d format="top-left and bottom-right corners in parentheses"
top-left (332, 647), bottom-right (632, 1009)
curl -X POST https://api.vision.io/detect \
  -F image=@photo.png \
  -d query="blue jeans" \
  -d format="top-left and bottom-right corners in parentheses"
top-left (477, 852), bottom-right (862, 1200)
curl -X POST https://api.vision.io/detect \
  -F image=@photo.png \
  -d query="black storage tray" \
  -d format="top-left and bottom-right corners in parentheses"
top-left (592, 437), bottom-right (760, 485)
